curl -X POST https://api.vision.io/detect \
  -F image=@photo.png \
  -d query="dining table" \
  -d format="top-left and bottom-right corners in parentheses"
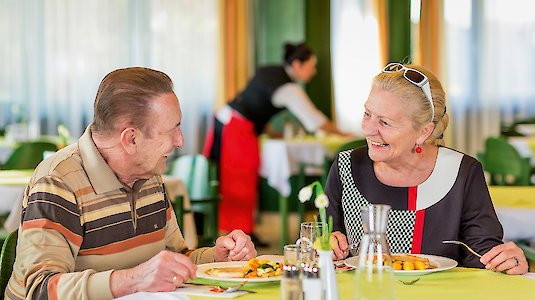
top-left (259, 134), bottom-right (354, 249)
top-left (489, 185), bottom-right (535, 243)
top-left (116, 267), bottom-right (535, 299)
top-left (0, 170), bottom-right (199, 248)
top-left (0, 169), bottom-right (33, 231)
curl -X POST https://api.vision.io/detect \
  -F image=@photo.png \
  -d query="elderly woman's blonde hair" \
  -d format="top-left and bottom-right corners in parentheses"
top-left (372, 64), bottom-right (448, 146)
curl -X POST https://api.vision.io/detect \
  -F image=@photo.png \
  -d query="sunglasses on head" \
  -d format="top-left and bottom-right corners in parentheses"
top-left (382, 63), bottom-right (434, 122)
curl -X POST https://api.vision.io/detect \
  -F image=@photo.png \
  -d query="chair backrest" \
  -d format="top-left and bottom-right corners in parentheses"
top-left (168, 154), bottom-right (219, 247)
top-left (335, 138), bottom-right (368, 153)
top-left (517, 241), bottom-right (535, 262)
top-left (0, 230), bottom-right (18, 297)
top-left (169, 154), bottom-right (218, 199)
top-left (321, 138), bottom-right (367, 184)
top-left (1, 141), bottom-right (58, 170)
top-left (477, 137), bottom-right (531, 185)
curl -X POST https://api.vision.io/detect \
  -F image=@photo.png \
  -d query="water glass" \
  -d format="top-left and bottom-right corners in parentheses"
top-left (298, 221), bottom-right (325, 266)
top-left (283, 244), bottom-right (301, 266)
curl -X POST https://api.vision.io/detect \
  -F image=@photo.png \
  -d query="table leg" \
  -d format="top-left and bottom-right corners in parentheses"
top-left (279, 194), bottom-right (288, 252)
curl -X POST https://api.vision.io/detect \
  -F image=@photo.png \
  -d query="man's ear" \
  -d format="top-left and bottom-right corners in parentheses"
top-left (120, 127), bottom-right (137, 155)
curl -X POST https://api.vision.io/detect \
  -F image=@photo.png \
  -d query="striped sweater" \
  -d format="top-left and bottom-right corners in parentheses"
top-left (5, 126), bottom-right (214, 300)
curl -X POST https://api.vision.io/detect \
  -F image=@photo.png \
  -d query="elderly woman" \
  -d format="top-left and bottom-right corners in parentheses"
top-left (326, 63), bottom-right (527, 275)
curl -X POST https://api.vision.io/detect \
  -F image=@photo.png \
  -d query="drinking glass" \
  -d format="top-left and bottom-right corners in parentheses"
top-left (354, 204), bottom-right (395, 300)
top-left (297, 221), bottom-right (325, 267)
top-left (283, 244), bottom-right (301, 266)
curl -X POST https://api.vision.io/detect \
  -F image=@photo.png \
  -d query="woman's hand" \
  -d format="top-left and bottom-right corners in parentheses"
top-left (330, 231), bottom-right (350, 260)
top-left (480, 241), bottom-right (528, 275)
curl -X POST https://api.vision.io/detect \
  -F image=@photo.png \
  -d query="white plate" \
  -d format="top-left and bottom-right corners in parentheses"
top-left (196, 255), bottom-right (284, 282)
top-left (344, 254), bottom-right (458, 276)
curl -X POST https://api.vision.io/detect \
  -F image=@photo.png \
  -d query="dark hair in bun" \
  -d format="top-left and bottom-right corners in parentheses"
top-left (283, 42), bottom-right (314, 65)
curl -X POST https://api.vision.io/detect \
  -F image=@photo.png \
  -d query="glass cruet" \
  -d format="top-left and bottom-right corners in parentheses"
top-left (354, 204), bottom-right (395, 300)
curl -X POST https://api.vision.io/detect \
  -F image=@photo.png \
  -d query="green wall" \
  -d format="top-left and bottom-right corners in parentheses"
top-left (253, 0), bottom-right (305, 66)
top-left (253, 0), bottom-right (332, 119)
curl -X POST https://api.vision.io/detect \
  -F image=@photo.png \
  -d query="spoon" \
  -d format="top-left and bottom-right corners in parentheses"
top-left (398, 278), bottom-right (420, 285)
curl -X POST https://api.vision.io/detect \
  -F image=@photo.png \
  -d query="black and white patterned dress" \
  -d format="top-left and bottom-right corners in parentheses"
top-left (325, 146), bottom-right (504, 268)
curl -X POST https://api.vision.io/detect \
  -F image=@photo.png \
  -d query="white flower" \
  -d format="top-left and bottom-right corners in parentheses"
top-left (314, 194), bottom-right (329, 209)
top-left (298, 186), bottom-right (313, 203)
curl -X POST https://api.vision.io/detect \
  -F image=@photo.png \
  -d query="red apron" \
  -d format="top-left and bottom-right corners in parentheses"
top-left (204, 112), bottom-right (259, 234)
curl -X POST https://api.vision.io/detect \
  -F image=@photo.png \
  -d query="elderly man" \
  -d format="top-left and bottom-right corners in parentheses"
top-left (5, 67), bottom-right (257, 299)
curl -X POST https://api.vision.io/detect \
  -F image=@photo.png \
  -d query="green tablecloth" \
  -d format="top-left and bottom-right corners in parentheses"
top-left (190, 268), bottom-right (535, 299)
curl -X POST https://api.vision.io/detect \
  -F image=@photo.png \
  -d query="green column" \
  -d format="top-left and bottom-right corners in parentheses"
top-left (305, 0), bottom-right (332, 118)
top-left (388, 0), bottom-right (411, 63)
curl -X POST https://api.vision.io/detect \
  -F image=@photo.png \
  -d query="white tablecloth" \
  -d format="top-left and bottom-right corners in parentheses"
top-left (162, 175), bottom-right (198, 248)
top-left (495, 207), bottom-right (535, 242)
top-left (259, 138), bottom-right (333, 197)
top-left (0, 146), bottom-right (12, 164)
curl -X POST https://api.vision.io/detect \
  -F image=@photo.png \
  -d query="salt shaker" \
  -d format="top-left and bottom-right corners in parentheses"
top-left (281, 264), bottom-right (303, 300)
top-left (302, 265), bottom-right (323, 300)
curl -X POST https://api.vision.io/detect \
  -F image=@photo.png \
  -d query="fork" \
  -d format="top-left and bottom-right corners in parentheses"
top-left (442, 240), bottom-right (482, 258)
top-left (223, 281), bottom-right (248, 293)
top-left (398, 278), bottom-right (420, 285)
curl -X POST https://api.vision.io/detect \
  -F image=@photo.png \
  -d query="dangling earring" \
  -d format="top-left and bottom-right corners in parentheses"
top-left (415, 144), bottom-right (422, 154)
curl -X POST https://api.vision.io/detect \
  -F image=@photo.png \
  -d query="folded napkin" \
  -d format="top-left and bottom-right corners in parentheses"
top-left (173, 284), bottom-right (248, 298)
top-left (114, 284), bottom-right (248, 299)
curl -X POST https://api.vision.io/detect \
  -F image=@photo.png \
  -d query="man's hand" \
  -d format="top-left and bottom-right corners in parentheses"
top-left (330, 231), bottom-right (349, 260)
top-left (214, 230), bottom-right (257, 262)
top-left (480, 241), bottom-right (528, 275)
top-left (110, 250), bottom-right (197, 298)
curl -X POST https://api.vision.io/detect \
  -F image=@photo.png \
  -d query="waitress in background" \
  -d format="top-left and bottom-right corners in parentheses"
top-left (204, 42), bottom-right (348, 245)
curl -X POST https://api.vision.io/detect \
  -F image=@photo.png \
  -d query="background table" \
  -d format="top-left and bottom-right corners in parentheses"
top-left (163, 175), bottom-right (198, 248)
top-left (0, 170), bottom-right (33, 231)
top-left (0, 171), bottom-right (199, 248)
top-left (489, 186), bottom-right (535, 243)
top-left (259, 135), bottom-right (352, 197)
top-left (259, 135), bottom-right (352, 249)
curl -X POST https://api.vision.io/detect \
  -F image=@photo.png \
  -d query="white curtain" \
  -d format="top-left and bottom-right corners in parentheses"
top-left (331, 0), bottom-right (381, 135)
top-left (0, 0), bottom-right (218, 154)
top-left (445, 0), bottom-right (535, 156)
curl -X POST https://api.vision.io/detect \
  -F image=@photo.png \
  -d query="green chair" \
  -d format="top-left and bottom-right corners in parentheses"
top-left (477, 137), bottom-right (532, 185)
top-left (516, 240), bottom-right (535, 270)
top-left (170, 194), bottom-right (185, 229)
top-left (169, 154), bottom-right (220, 247)
top-left (0, 230), bottom-right (17, 297)
top-left (1, 141), bottom-right (58, 170)
top-left (319, 138), bottom-right (367, 187)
